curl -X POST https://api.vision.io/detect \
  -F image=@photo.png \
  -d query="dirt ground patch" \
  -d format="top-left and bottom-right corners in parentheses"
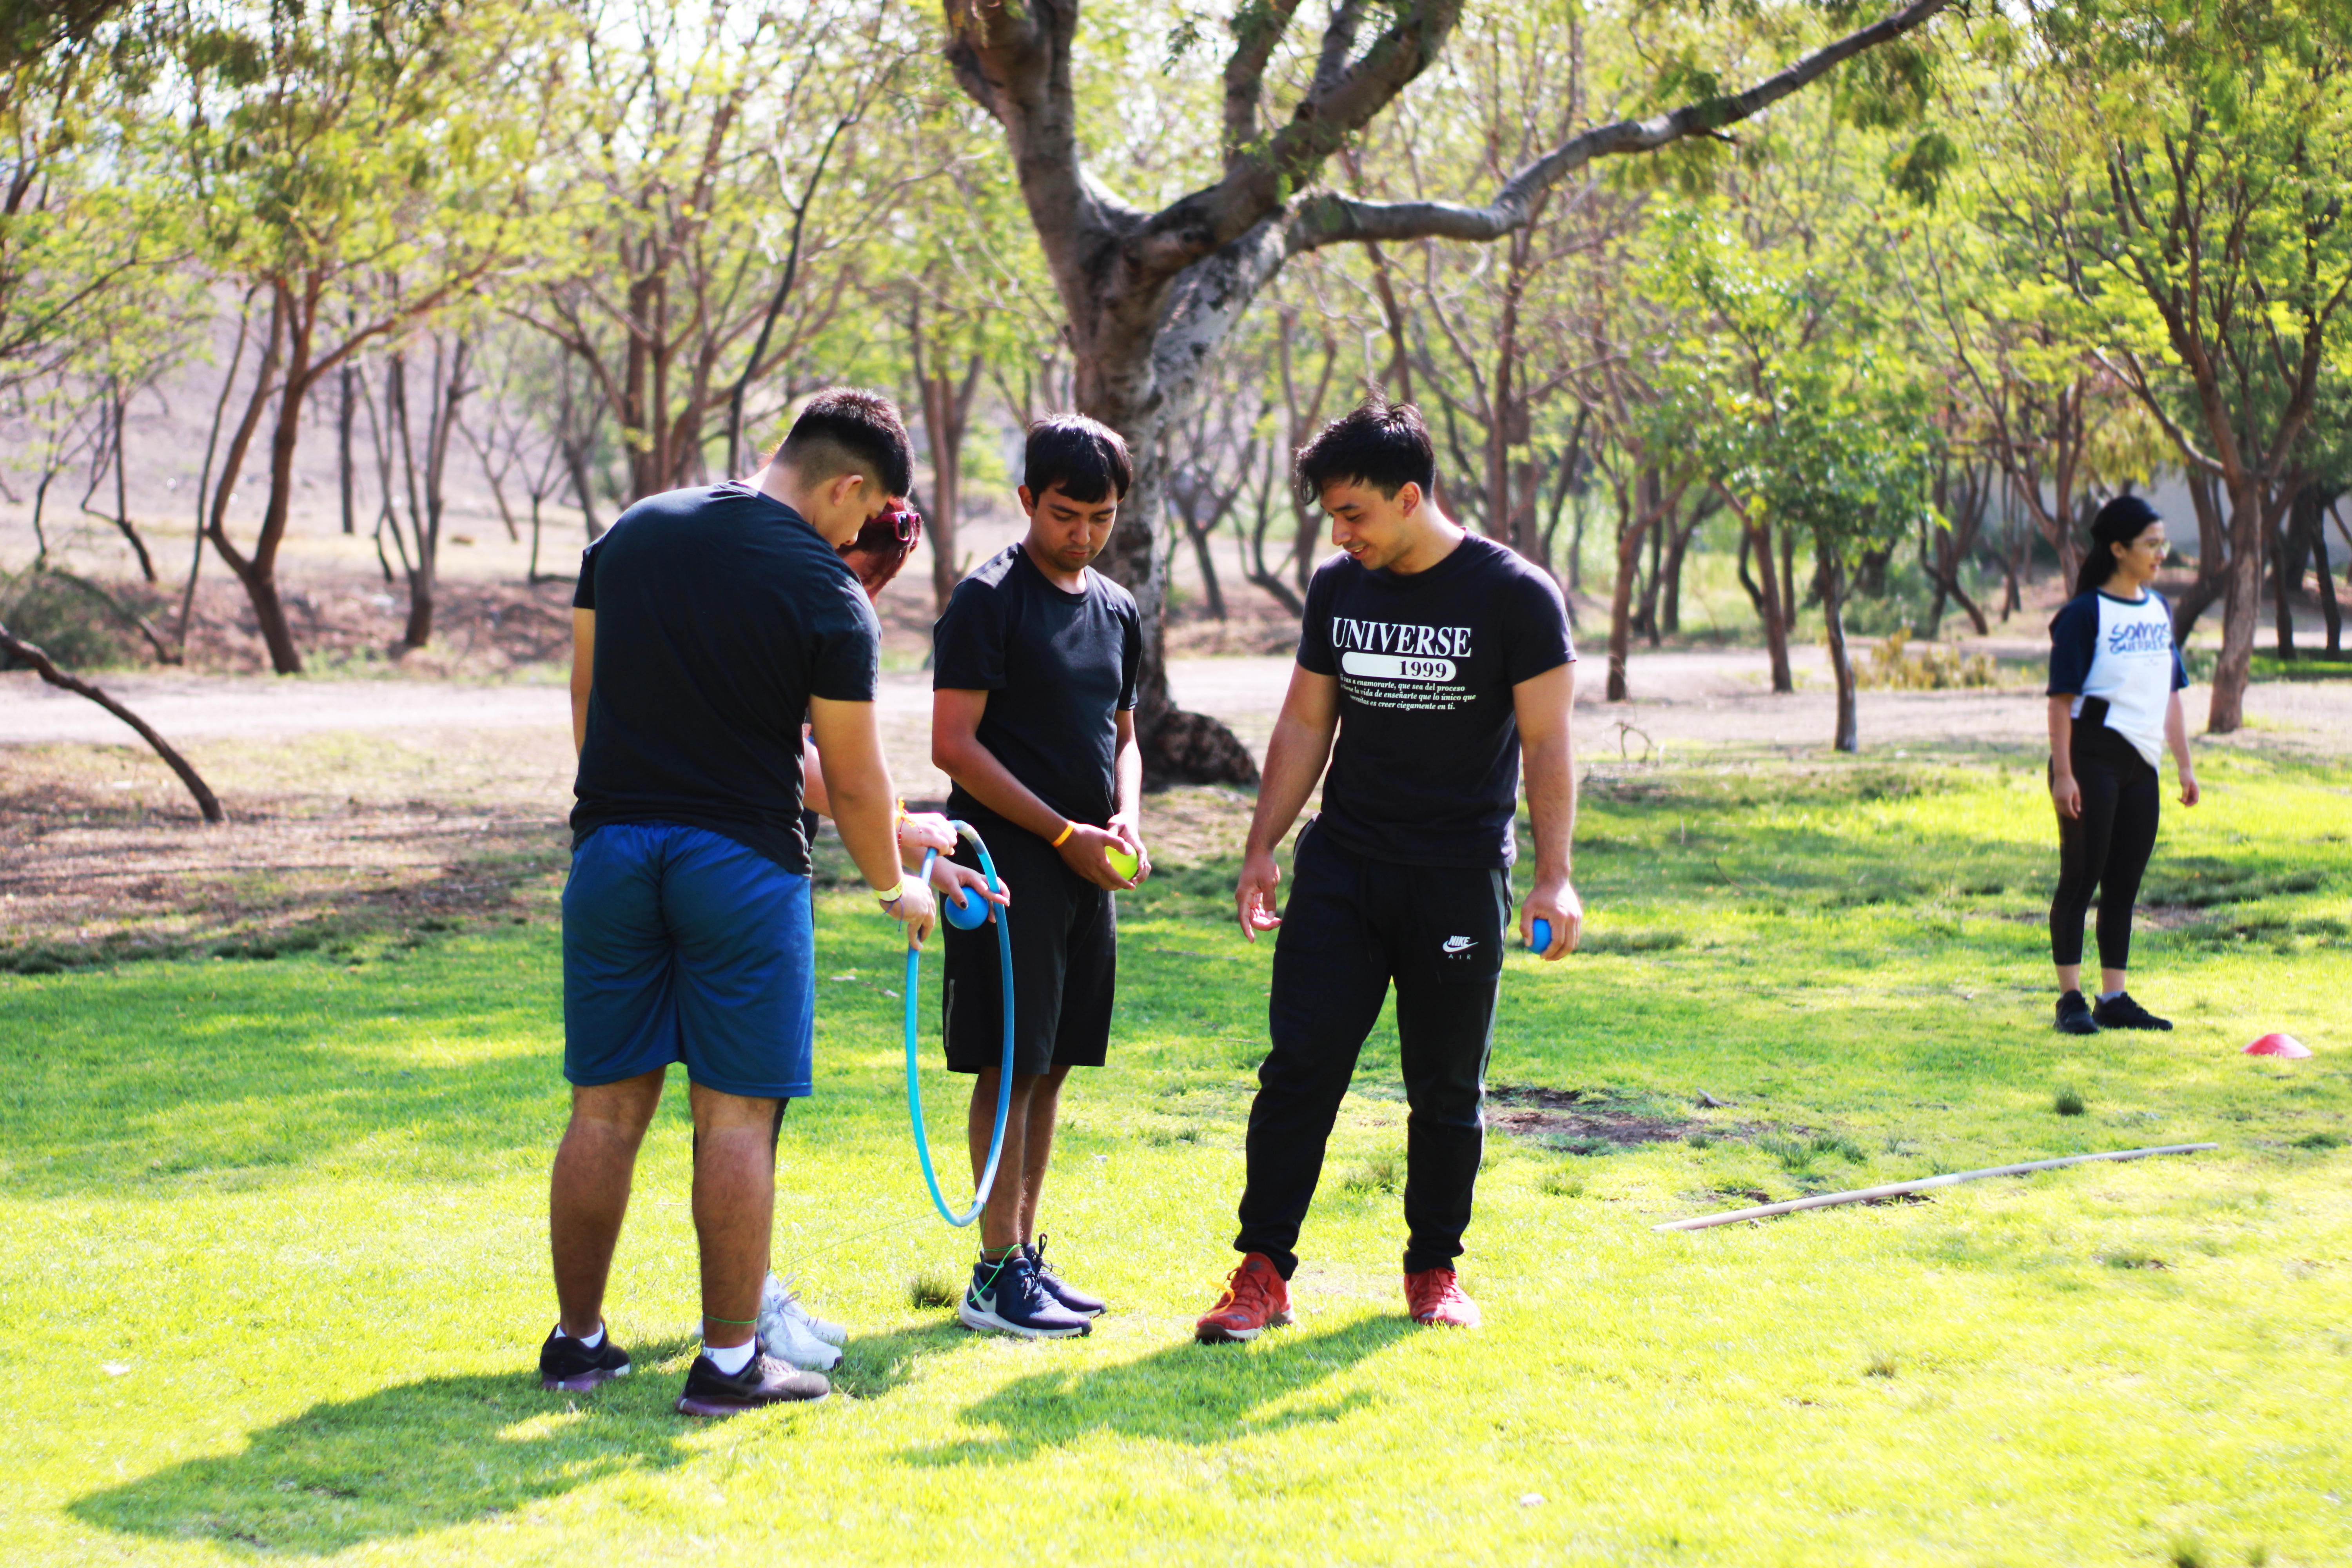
top-left (1484, 1085), bottom-right (1702, 1149)
top-left (0, 726), bottom-right (574, 970)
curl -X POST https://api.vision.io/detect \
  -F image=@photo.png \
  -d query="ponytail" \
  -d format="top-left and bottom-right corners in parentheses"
top-left (2071, 494), bottom-right (2161, 599)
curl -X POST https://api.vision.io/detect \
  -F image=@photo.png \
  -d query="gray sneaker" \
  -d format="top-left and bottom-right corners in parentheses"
top-left (674, 1349), bottom-right (829, 1417)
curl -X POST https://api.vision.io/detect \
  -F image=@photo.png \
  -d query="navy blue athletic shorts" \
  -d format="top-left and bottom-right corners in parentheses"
top-left (940, 813), bottom-right (1114, 1076)
top-left (562, 821), bottom-right (815, 1100)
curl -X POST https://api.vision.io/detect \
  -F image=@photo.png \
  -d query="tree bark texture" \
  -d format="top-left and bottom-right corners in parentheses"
top-left (942, 0), bottom-right (1953, 781)
top-left (1817, 544), bottom-right (1858, 753)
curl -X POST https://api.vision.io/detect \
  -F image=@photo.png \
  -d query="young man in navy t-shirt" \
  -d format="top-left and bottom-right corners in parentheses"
top-left (545, 389), bottom-right (942, 1417)
top-left (931, 415), bottom-right (1146, 1338)
top-left (1196, 398), bottom-right (1583, 1341)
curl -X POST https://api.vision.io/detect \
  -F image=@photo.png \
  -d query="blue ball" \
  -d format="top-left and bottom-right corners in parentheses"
top-left (942, 883), bottom-right (992, 930)
top-left (1530, 917), bottom-right (1553, 953)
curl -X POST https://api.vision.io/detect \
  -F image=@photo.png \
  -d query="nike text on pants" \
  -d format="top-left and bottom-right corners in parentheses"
top-left (1234, 820), bottom-right (1508, 1278)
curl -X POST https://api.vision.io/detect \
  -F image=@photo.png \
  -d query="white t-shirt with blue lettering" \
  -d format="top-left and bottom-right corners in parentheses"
top-left (2046, 588), bottom-right (2188, 768)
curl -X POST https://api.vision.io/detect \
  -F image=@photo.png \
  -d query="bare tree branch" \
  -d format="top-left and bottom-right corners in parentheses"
top-left (1223, 0), bottom-right (1308, 157)
top-left (0, 621), bottom-right (223, 823)
top-left (1286, 0), bottom-right (1954, 250)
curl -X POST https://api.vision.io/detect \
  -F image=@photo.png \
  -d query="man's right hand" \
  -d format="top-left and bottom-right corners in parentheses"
top-left (1234, 849), bottom-right (1282, 941)
top-left (1058, 822), bottom-right (1139, 891)
top-left (881, 877), bottom-right (938, 948)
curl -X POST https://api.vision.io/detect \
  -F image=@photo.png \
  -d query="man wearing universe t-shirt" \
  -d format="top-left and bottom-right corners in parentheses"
top-left (1195, 398), bottom-right (1583, 1341)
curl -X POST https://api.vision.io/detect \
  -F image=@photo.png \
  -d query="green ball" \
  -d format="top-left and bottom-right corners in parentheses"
top-left (1105, 845), bottom-right (1140, 881)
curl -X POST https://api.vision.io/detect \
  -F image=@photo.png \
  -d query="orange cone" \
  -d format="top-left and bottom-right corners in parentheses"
top-left (2245, 1033), bottom-right (2312, 1058)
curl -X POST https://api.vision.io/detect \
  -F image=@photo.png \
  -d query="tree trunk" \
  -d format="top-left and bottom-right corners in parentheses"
top-left (100, 381), bottom-right (157, 583)
top-left (2306, 490), bottom-right (2342, 656)
top-left (401, 337), bottom-right (470, 651)
top-left (338, 362), bottom-right (358, 536)
top-left (1740, 514), bottom-right (1794, 695)
top-left (2206, 480), bottom-right (2267, 733)
top-left (1637, 495), bottom-right (1665, 646)
top-left (564, 438), bottom-right (604, 541)
top-left (1187, 514), bottom-right (1228, 621)
top-left (916, 340), bottom-right (983, 616)
top-left (201, 288), bottom-right (303, 676)
top-left (1661, 512), bottom-right (1702, 636)
top-left (2270, 503), bottom-right (2297, 660)
top-left (1778, 523), bottom-right (1798, 636)
top-left (1606, 492), bottom-right (1659, 702)
top-left (1819, 543), bottom-right (1858, 753)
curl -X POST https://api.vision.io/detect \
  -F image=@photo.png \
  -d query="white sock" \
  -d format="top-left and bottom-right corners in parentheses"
top-left (2099, 989), bottom-right (2124, 1002)
top-left (704, 1339), bottom-right (757, 1375)
top-left (577, 1324), bottom-right (604, 1351)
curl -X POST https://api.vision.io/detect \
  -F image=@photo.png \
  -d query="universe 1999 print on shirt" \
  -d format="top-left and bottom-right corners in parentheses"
top-left (1330, 616), bottom-right (1478, 714)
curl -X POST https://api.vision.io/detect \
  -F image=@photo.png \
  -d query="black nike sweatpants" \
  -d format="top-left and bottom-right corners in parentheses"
top-left (1233, 820), bottom-right (1510, 1279)
top-left (2050, 720), bottom-right (2161, 971)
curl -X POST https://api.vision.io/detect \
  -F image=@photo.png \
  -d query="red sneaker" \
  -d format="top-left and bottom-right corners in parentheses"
top-left (1194, 1253), bottom-right (1294, 1343)
top-left (1404, 1267), bottom-right (1481, 1328)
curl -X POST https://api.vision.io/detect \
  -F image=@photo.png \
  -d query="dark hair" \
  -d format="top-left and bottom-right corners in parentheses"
top-left (838, 507), bottom-right (922, 599)
top-left (1294, 396), bottom-right (1437, 505)
top-left (777, 387), bottom-right (914, 500)
top-left (2073, 494), bottom-right (2162, 598)
top-left (1022, 414), bottom-right (1131, 503)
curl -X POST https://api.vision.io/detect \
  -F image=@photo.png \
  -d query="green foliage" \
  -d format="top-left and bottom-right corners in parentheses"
top-left (1658, 209), bottom-right (1943, 572)
top-left (0, 571), bottom-right (144, 670)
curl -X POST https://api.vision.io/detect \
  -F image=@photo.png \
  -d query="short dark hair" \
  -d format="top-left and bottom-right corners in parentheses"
top-left (1294, 397), bottom-right (1437, 505)
top-left (777, 387), bottom-right (913, 500)
top-left (1022, 414), bottom-right (1132, 504)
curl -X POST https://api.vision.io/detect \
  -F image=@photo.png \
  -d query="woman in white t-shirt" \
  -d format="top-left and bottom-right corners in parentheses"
top-left (2045, 495), bottom-right (2201, 1034)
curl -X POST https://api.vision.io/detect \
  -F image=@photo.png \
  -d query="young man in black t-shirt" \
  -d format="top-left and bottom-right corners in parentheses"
top-left (1195, 398), bottom-right (1583, 1342)
top-left (547, 389), bottom-right (944, 1417)
top-left (931, 415), bottom-right (1147, 1339)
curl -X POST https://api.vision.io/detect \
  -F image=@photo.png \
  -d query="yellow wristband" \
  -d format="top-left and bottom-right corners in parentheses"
top-left (1051, 820), bottom-right (1076, 848)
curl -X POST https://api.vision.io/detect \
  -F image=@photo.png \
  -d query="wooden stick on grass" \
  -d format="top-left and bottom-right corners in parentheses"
top-left (1654, 1143), bottom-right (2221, 1232)
top-left (0, 620), bottom-right (225, 824)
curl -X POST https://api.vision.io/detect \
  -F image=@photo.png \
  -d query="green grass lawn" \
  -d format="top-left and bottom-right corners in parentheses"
top-left (3, 746), bottom-right (2348, 1565)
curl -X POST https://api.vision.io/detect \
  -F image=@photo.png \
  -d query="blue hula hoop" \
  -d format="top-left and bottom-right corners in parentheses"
top-left (905, 822), bottom-right (1015, 1227)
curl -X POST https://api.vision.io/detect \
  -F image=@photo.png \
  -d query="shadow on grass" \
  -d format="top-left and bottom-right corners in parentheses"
top-left (834, 1318), bottom-right (976, 1399)
top-left (902, 1314), bottom-right (1415, 1466)
top-left (70, 1341), bottom-right (719, 1557)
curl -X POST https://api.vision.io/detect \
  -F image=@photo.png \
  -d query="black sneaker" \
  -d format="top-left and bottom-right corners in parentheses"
top-left (674, 1347), bottom-right (829, 1417)
top-left (2054, 991), bottom-right (2100, 1035)
top-left (539, 1323), bottom-right (632, 1393)
top-left (1027, 1234), bottom-right (1107, 1317)
top-left (2093, 991), bottom-right (2172, 1031)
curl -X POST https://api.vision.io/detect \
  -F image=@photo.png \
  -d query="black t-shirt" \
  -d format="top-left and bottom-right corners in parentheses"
top-left (571, 482), bottom-right (878, 873)
top-left (1298, 533), bottom-right (1573, 868)
top-left (932, 543), bottom-right (1141, 830)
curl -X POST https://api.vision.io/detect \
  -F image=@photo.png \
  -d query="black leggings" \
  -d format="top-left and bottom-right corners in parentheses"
top-left (2049, 722), bottom-right (2160, 972)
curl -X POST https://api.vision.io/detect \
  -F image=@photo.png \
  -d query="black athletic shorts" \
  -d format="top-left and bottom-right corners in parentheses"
top-left (940, 812), bottom-right (1115, 1076)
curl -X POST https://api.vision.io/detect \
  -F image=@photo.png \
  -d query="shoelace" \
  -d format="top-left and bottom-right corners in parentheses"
top-left (1408, 1272), bottom-right (1466, 1314)
top-left (1216, 1263), bottom-right (1278, 1317)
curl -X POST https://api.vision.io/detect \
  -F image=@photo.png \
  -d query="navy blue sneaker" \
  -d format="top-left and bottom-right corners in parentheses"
top-left (958, 1251), bottom-right (1092, 1339)
top-left (538, 1323), bottom-right (631, 1392)
top-left (1027, 1234), bottom-right (1106, 1317)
